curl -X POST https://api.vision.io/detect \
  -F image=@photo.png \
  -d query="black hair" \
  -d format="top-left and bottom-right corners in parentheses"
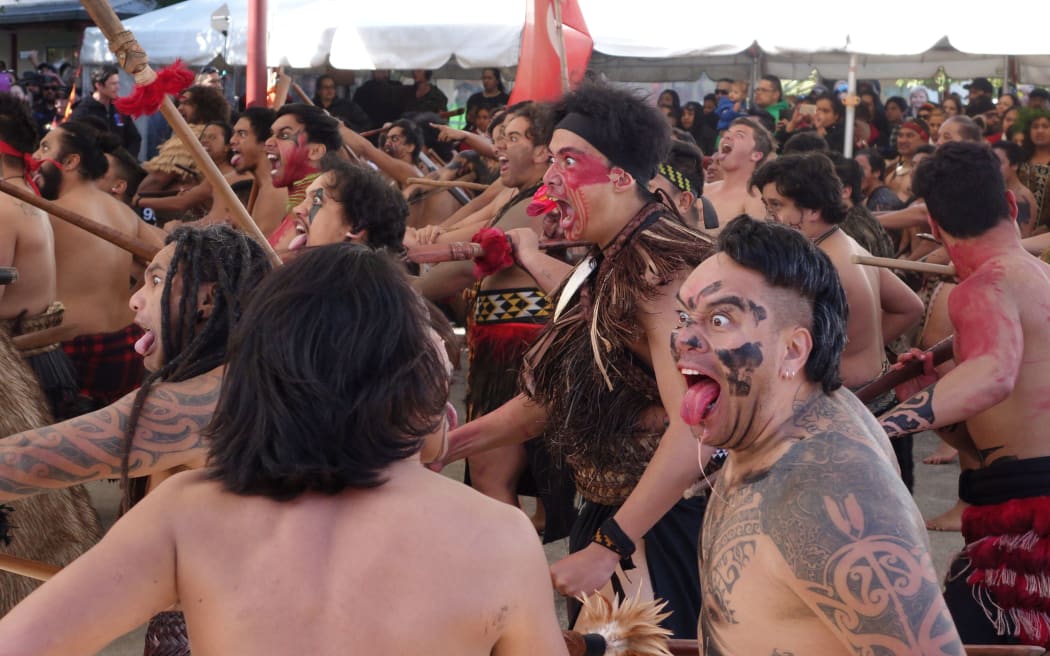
top-left (829, 153), bottom-right (864, 205)
top-left (760, 74), bottom-right (783, 98)
top-left (885, 96), bottom-right (907, 112)
top-left (509, 100), bottom-right (555, 147)
top-left (55, 120), bottom-right (110, 180)
top-left (182, 85), bottom-right (231, 124)
top-left (657, 88), bottom-right (681, 111)
top-left (0, 91), bottom-right (38, 154)
top-left (782, 131), bottom-right (830, 154)
top-left (98, 131), bottom-right (146, 202)
top-left (322, 157), bottom-right (408, 251)
top-left (729, 117), bottom-right (774, 166)
top-left (389, 118), bottom-right (424, 164)
top-left (915, 144), bottom-right (935, 156)
top-left (717, 216), bottom-right (846, 394)
top-left (91, 65), bottom-right (119, 88)
top-left (815, 92), bottom-right (845, 125)
top-left (403, 112), bottom-right (455, 163)
top-left (483, 67), bottom-right (505, 94)
top-left (749, 152), bottom-right (847, 224)
top-left (855, 148), bottom-right (887, 181)
top-left (121, 226), bottom-right (273, 509)
top-left (203, 120), bottom-right (233, 144)
top-left (312, 74), bottom-right (336, 105)
top-left (550, 79), bottom-right (670, 187)
top-left (235, 106), bottom-right (276, 143)
top-left (745, 108), bottom-right (776, 135)
top-left (993, 139), bottom-right (1025, 167)
top-left (275, 103), bottom-right (343, 154)
top-left (205, 244), bottom-right (449, 500)
top-left (912, 141), bottom-right (1009, 239)
top-left (703, 93), bottom-right (716, 104)
top-left (664, 139), bottom-right (704, 196)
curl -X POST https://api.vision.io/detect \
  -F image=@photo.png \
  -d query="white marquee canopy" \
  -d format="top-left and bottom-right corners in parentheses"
top-left (80, 0), bottom-right (1050, 83)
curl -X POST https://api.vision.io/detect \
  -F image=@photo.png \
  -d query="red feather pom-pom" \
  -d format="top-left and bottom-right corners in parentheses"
top-left (471, 227), bottom-right (514, 279)
top-left (114, 60), bottom-right (196, 118)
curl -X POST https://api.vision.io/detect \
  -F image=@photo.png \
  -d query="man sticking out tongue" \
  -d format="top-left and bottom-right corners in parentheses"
top-left (673, 216), bottom-right (962, 655)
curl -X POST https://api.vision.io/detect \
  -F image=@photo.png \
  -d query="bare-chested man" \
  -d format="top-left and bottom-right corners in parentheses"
top-left (674, 216), bottom-right (963, 655)
top-left (264, 104), bottom-right (343, 252)
top-left (417, 102), bottom-right (576, 541)
top-left (32, 120), bottom-right (165, 409)
top-left (229, 107), bottom-right (288, 237)
top-left (880, 141), bottom-right (1050, 648)
top-left (0, 244), bottom-right (567, 656)
top-left (752, 152), bottom-right (924, 489)
top-left (0, 92), bottom-right (72, 416)
top-left (702, 117), bottom-right (772, 226)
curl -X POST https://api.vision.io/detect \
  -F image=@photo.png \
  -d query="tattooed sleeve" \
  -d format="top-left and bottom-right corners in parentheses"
top-left (0, 373), bottom-right (221, 500)
top-left (879, 385), bottom-right (935, 438)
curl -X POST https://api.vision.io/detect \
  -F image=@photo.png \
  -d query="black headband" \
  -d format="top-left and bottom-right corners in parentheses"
top-left (555, 112), bottom-right (652, 184)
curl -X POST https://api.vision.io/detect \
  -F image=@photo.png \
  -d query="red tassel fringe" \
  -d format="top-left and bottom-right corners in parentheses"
top-left (114, 60), bottom-right (195, 118)
top-left (471, 227), bottom-right (514, 279)
top-left (469, 323), bottom-right (545, 362)
top-left (962, 496), bottom-right (1050, 544)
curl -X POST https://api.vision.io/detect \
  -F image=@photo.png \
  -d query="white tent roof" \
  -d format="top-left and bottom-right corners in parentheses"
top-left (81, 0), bottom-right (1050, 82)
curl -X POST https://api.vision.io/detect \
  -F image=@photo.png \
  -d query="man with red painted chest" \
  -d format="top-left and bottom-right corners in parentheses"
top-left (442, 81), bottom-right (712, 637)
top-left (879, 141), bottom-right (1050, 648)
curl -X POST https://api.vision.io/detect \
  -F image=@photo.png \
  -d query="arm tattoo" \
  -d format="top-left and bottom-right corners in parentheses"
top-left (763, 431), bottom-right (961, 654)
top-left (0, 374), bottom-right (221, 500)
top-left (880, 386), bottom-right (935, 438)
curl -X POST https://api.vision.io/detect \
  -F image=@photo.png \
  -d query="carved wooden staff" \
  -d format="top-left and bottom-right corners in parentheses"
top-left (852, 254), bottom-right (956, 278)
top-left (0, 180), bottom-right (158, 261)
top-left (854, 336), bottom-right (955, 404)
top-left (405, 177), bottom-right (489, 192)
top-left (0, 553), bottom-right (60, 582)
top-left (78, 0), bottom-right (281, 268)
top-left (406, 238), bottom-right (587, 265)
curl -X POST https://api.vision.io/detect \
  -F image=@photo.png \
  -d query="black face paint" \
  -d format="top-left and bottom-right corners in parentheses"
top-left (716, 342), bottom-right (763, 396)
top-left (747, 300), bottom-right (767, 323)
top-left (699, 280), bottom-right (723, 298)
top-left (670, 331), bottom-right (680, 362)
top-left (308, 188), bottom-right (323, 225)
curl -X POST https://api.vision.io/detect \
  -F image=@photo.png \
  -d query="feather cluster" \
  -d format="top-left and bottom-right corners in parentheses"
top-left (471, 227), bottom-right (514, 279)
top-left (115, 60), bottom-right (195, 118)
top-left (574, 593), bottom-right (673, 656)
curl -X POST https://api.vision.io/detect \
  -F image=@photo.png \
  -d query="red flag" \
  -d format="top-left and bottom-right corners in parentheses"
top-left (508, 0), bottom-right (592, 104)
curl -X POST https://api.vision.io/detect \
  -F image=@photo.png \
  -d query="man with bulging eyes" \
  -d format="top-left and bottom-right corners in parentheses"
top-left (673, 216), bottom-right (963, 656)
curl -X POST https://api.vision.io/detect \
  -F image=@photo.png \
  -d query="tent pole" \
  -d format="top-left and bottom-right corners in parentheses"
top-left (246, 0), bottom-right (266, 105)
top-left (552, 0), bottom-right (570, 93)
top-left (843, 53), bottom-right (857, 158)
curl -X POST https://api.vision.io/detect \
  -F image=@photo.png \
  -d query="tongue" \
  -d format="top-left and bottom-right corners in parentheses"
top-left (134, 330), bottom-right (156, 356)
top-left (231, 154), bottom-right (242, 167)
top-left (681, 378), bottom-right (720, 426)
top-left (288, 232), bottom-right (308, 251)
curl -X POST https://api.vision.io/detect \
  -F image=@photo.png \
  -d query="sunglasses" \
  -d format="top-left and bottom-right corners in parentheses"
top-left (715, 89), bottom-right (729, 96)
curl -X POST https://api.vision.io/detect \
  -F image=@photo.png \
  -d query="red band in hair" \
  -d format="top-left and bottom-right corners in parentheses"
top-left (901, 121), bottom-right (929, 141)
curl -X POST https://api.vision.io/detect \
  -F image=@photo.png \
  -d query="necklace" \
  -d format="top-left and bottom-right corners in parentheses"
top-left (813, 225), bottom-right (840, 245)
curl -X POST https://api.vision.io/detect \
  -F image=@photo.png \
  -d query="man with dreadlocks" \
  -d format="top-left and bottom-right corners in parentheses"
top-left (0, 224), bottom-right (270, 653)
top-left (418, 101), bottom-right (577, 541)
top-left (443, 81), bottom-right (713, 637)
top-left (0, 92), bottom-right (76, 419)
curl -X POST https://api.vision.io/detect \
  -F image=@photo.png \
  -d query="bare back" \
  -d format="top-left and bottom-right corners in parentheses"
top-left (703, 178), bottom-right (765, 224)
top-left (0, 185), bottom-right (55, 319)
top-left (954, 253), bottom-right (1050, 461)
top-left (50, 185), bottom-right (142, 335)
top-left (820, 230), bottom-right (892, 388)
top-left (700, 390), bottom-right (962, 655)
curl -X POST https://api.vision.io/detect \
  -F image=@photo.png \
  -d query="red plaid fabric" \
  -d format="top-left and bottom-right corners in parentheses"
top-left (62, 324), bottom-right (146, 406)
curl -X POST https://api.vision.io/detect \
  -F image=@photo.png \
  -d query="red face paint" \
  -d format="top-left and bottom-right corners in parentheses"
top-left (546, 147), bottom-right (612, 241)
top-left (273, 133), bottom-right (315, 189)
